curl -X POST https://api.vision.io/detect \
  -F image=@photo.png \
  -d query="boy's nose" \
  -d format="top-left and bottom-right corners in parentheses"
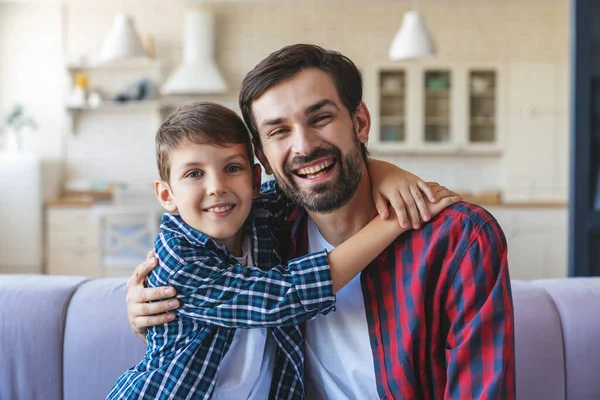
top-left (206, 174), bottom-right (227, 196)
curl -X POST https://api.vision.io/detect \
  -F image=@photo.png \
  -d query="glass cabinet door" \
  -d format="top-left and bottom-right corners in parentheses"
top-left (423, 70), bottom-right (451, 144)
top-left (378, 70), bottom-right (406, 143)
top-left (468, 70), bottom-right (497, 144)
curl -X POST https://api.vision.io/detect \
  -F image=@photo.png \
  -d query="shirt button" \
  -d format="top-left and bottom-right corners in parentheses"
top-left (370, 338), bottom-right (379, 349)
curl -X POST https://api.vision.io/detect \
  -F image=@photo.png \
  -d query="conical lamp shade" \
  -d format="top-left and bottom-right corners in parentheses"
top-left (99, 14), bottom-right (146, 62)
top-left (389, 11), bottom-right (436, 61)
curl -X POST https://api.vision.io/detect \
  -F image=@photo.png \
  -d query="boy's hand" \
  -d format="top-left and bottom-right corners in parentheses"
top-left (126, 249), bottom-right (180, 343)
top-left (368, 159), bottom-right (435, 229)
top-left (424, 182), bottom-right (462, 219)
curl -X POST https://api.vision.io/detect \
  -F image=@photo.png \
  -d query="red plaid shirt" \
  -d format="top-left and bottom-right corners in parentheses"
top-left (281, 202), bottom-right (515, 400)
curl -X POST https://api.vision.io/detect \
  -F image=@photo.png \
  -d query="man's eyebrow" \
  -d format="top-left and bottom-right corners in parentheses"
top-left (259, 117), bottom-right (287, 131)
top-left (177, 161), bottom-right (203, 171)
top-left (305, 99), bottom-right (338, 115)
top-left (258, 100), bottom-right (339, 131)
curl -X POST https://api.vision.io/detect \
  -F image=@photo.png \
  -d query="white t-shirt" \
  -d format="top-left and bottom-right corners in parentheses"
top-left (304, 217), bottom-right (380, 400)
top-left (212, 237), bottom-right (277, 400)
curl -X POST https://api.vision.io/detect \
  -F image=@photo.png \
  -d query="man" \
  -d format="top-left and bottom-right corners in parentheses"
top-left (127, 44), bottom-right (515, 399)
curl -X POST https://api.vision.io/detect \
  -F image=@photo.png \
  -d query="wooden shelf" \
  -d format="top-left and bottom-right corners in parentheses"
top-left (67, 100), bottom-right (164, 112)
top-left (470, 117), bottom-right (496, 125)
top-left (425, 90), bottom-right (450, 97)
top-left (380, 116), bottom-right (405, 124)
top-left (67, 58), bottom-right (164, 72)
top-left (425, 117), bottom-right (450, 125)
top-left (470, 91), bottom-right (496, 98)
top-left (380, 88), bottom-right (405, 96)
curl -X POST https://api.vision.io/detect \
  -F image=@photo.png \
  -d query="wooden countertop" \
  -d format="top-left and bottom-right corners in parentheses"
top-left (45, 195), bottom-right (95, 207)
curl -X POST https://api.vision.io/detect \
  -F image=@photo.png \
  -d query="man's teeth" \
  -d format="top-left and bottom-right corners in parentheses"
top-left (296, 159), bottom-right (334, 176)
top-left (207, 205), bottom-right (233, 213)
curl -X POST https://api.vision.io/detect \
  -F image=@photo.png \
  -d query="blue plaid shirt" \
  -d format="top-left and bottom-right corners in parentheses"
top-left (107, 183), bottom-right (335, 400)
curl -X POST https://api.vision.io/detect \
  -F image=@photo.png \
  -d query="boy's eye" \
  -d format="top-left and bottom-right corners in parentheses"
top-left (185, 170), bottom-right (203, 179)
top-left (226, 165), bottom-right (242, 173)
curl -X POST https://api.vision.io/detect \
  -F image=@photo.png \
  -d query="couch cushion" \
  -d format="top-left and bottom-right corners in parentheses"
top-left (0, 274), bottom-right (88, 400)
top-left (512, 280), bottom-right (565, 400)
top-left (533, 278), bottom-right (600, 400)
top-left (63, 277), bottom-right (145, 400)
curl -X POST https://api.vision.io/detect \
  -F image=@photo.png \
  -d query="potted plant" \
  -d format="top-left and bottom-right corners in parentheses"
top-left (0, 104), bottom-right (37, 153)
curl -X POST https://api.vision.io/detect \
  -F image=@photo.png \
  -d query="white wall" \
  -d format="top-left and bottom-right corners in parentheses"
top-left (0, 3), bottom-right (65, 200)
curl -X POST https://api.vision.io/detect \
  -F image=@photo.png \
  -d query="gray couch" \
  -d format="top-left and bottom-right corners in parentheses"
top-left (1, 275), bottom-right (599, 400)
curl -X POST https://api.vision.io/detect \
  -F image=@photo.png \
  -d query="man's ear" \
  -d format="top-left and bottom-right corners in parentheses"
top-left (253, 139), bottom-right (273, 175)
top-left (154, 180), bottom-right (177, 212)
top-left (353, 102), bottom-right (371, 144)
top-left (251, 163), bottom-right (262, 198)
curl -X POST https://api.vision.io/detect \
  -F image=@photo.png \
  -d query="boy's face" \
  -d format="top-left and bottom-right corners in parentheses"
top-left (155, 140), bottom-right (261, 253)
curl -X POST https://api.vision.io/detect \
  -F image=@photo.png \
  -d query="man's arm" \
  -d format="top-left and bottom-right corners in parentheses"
top-left (444, 218), bottom-right (515, 399)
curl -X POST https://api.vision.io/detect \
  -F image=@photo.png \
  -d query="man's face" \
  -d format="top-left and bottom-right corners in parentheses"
top-left (251, 68), bottom-right (370, 213)
top-left (155, 141), bottom-right (260, 252)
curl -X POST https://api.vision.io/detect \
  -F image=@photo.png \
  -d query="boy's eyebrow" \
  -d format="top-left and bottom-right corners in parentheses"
top-left (177, 153), bottom-right (248, 171)
top-left (258, 99), bottom-right (338, 131)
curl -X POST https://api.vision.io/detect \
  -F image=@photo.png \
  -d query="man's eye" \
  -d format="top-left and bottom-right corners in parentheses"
top-left (313, 115), bottom-right (332, 125)
top-left (185, 170), bottom-right (202, 178)
top-left (226, 165), bottom-right (241, 173)
top-left (270, 128), bottom-right (289, 137)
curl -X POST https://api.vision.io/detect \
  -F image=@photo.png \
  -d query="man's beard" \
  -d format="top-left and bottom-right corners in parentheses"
top-left (273, 133), bottom-right (364, 213)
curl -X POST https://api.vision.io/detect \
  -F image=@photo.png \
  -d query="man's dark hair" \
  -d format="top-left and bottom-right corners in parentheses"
top-left (239, 43), bottom-right (369, 160)
top-left (156, 102), bottom-right (254, 181)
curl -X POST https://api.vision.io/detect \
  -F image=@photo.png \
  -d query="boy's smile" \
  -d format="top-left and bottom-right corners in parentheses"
top-left (155, 140), bottom-right (260, 255)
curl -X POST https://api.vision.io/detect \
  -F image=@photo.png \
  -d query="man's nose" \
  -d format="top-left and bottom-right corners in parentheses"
top-left (206, 173), bottom-right (227, 196)
top-left (291, 125), bottom-right (323, 155)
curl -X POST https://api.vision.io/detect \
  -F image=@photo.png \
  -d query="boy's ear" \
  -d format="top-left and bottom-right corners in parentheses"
top-left (253, 139), bottom-right (272, 175)
top-left (154, 180), bottom-right (178, 212)
top-left (252, 163), bottom-right (262, 198)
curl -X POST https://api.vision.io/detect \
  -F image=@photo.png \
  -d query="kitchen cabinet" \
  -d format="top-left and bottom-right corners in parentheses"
top-left (367, 62), bottom-right (505, 155)
top-left (487, 206), bottom-right (568, 280)
top-left (502, 63), bottom-right (569, 203)
top-left (45, 206), bottom-right (100, 277)
top-left (45, 203), bottom-right (163, 277)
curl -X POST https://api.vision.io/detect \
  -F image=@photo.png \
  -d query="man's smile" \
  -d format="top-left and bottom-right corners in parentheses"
top-left (293, 157), bottom-right (337, 180)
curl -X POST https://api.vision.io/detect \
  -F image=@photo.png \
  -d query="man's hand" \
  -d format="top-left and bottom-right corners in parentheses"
top-left (126, 250), bottom-right (180, 343)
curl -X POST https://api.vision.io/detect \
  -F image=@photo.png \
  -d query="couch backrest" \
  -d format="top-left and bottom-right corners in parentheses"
top-left (63, 278), bottom-right (145, 400)
top-left (0, 275), bottom-right (88, 400)
top-left (3, 275), bottom-right (600, 400)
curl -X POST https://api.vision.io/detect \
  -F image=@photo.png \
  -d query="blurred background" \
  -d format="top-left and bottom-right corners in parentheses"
top-left (0, 0), bottom-right (596, 281)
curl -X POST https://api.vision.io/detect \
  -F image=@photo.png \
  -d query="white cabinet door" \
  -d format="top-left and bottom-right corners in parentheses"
top-left (502, 63), bottom-right (569, 202)
top-left (488, 207), bottom-right (568, 280)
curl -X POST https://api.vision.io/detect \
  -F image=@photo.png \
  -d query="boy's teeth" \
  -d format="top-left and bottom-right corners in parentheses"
top-left (296, 159), bottom-right (334, 176)
top-left (208, 205), bottom-right (233, 213)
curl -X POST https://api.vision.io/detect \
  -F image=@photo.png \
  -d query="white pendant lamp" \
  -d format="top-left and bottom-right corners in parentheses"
top-left (389, 8), bottom-right (436, 61)
top-left (99, 14), bottom-right (146, 62)
top-left (160, 9), bottom-right (227, 95)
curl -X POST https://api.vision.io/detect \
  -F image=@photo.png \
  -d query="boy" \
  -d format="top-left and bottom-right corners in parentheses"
top-left (107, 102), bottom-right (459, 399)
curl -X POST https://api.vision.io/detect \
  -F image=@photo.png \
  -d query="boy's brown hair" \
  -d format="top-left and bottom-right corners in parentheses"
top-left (239, 43), bottom-right (369, 161)
top-left (156, 102), bottom-right (254, 182)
